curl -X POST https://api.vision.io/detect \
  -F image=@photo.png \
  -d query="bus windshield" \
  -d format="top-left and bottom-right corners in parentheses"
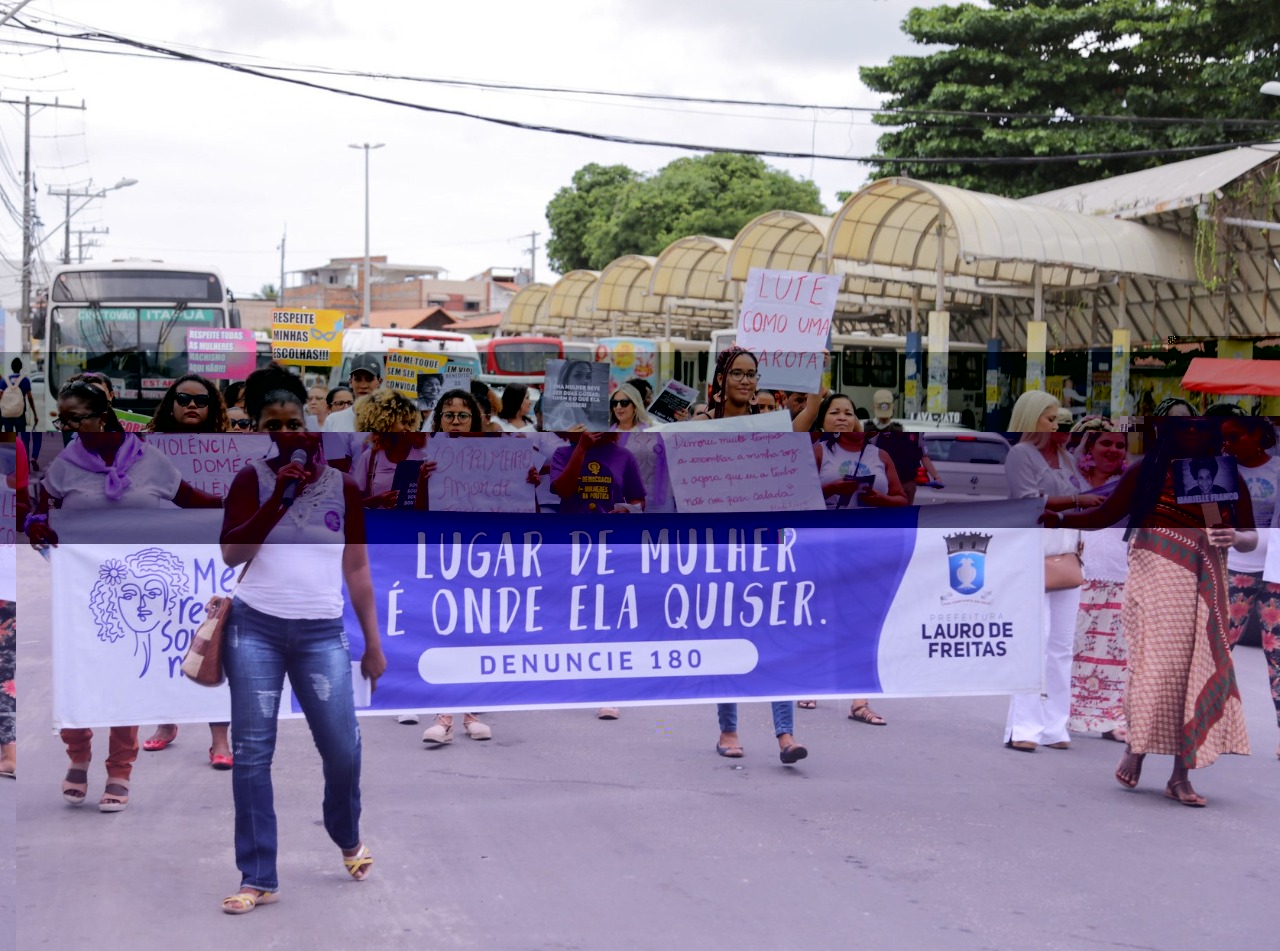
top-left (50, 304), bottom-right (226, 401)
top-left (489, 340), bottom-right (562, 375)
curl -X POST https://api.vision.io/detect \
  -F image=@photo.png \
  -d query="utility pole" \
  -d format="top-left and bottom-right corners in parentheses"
top-left (348, 143), bottom-right (384, 327)
top-left (0, 95), bottom-right (86, 336)
top-left (525, 230), bottom-right (540, 283)
top-left (72, 226), bottom-right (109, 263)
top-left (278, 227), bottom-right (287, 304)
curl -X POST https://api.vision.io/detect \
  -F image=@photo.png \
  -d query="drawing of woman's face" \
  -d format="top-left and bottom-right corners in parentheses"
top-left (115, 573), bottom-right (170, 635)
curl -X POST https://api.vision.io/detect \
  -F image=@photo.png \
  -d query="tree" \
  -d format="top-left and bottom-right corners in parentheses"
top-left (545, 153), bottom-right (825, 273)
top-left (257, 283), bottom-right (279, 301)
top-left (859, 0), bottom-right (1280, 197)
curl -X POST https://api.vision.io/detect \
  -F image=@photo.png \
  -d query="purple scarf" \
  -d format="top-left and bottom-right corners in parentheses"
top-left (60, 434), bottom-right (147, 502)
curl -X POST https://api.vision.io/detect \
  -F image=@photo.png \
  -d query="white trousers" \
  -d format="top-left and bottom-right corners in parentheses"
top-left (1005, 586), bottom-right (1082, 745)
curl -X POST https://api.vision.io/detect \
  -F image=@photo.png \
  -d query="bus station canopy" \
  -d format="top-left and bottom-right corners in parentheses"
top-left (499, 282), bottom-right (550, 334)
top-left (649, 235), bottom-right (734, 303)
top-left (545, 270), bottom-right (600, 331)
top-left (826, 177), bottom-right (1197, 291)
top-left (594, 255), bottom-right (661, 315)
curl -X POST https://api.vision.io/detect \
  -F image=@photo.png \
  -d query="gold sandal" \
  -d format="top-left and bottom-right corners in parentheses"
top-left (343, 843), bottom-right (373, 881)
top-left (222, 889), bottom-right (279, 915)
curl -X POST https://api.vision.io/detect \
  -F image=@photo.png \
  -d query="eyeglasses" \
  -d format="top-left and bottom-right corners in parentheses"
top-left (610, 399), bottom-right (633, 409)
top-left (55, 412), bottom-right (100, 431)
top-left (174, 393), bottom-right (210, 408)
top-left (228, 418), bottom-right (253, 430)
top-left (441, 411), bottom-right (472, 422)
top-left (330, 398), bottom-right (354, 408)
top-left (727, 369), bottom-right (758, 382)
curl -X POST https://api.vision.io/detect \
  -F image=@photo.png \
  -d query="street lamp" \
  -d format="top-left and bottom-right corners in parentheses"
top-left (1262, 81), bottom-right (1280, 97)
top-left (42, 177), bottom-right (138, 262)
top-left (348, 143), bottom-right (384, 327)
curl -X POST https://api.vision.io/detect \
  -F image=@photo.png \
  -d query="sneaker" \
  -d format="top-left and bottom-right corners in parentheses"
top-left (597, 707), bottom-right (620, 720)
top-left (463, 718), bottom-right (492, 740)
top-left (422, 715), bottom-right (454, 745)
top-left (396, 714), bottom-right (420, 725)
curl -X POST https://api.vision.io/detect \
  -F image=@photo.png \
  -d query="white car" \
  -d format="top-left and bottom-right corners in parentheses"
top-left (912, 431), bottom-right (1011, 506)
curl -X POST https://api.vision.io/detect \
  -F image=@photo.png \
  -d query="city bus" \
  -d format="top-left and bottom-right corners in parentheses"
top-left (709, 328), bottom-right (988, 417)
top-left (478, 335), bottom-right (570, 387)
top-left (37, 261), bottom-right (241, 412)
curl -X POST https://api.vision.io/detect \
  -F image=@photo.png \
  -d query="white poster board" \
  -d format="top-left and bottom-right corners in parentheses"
top-left (425, 434), bottom-right (536, 513)
top-left (662, 431), bottom-right (825, 513)
top-left (737, 267), bottom-right (838, 392)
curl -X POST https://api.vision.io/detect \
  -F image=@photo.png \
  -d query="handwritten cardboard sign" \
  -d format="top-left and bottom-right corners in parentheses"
top-left (737, 268), bottom-right (838, 392)
top-left (662, 431), bottom-right (825, 513)
top-left (425, 434), bottom-right (536, 513)
top-left (147, 433), bottom-right (270, 498)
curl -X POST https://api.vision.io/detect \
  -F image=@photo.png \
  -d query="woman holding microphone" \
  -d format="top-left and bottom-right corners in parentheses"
top-left (218, 363), bottom-right (385, 914)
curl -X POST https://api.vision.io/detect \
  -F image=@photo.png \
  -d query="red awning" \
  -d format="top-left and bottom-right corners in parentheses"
top-left (1181, 357), bottom-right (1280, 396)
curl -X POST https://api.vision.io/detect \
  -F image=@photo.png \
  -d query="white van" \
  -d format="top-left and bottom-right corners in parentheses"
top-left (335, 328), bottom-right (481, 385)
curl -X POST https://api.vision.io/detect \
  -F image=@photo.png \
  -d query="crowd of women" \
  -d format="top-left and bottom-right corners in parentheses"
top-left (15, 350), bottom-right (1280, 915)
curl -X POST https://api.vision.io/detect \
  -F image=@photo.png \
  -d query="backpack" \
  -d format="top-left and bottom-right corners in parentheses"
top-left (0, 376), bottom-right (25, 417)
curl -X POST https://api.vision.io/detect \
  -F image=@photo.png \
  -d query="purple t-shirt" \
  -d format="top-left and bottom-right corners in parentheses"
top-left (550, 442), bottom-right (646, 514)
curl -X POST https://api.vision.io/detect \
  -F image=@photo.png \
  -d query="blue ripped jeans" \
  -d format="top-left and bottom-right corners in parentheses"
top-left (717, 702), bottom-right (795, 738)
top-left (225, 599), bottom-right (362, 893)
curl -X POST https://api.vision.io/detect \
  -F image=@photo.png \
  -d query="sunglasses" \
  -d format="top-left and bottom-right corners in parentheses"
top-left (610, 399), bottom-right (633, 409)
top-left (174, 393), bottom-right (210, 408)
top-left (228, 418), bottom-right (253, 430)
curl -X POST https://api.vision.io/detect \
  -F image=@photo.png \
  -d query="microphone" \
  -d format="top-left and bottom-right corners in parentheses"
top-left (281, 449), bottom-right (309, 508)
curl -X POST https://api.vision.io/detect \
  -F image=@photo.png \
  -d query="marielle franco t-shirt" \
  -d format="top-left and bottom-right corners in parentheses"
top-left (550, 440), bottom-right (645, 514)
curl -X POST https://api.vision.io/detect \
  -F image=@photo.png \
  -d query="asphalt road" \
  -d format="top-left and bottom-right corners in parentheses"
top-left (11, 543), bottom-right (1278, 951)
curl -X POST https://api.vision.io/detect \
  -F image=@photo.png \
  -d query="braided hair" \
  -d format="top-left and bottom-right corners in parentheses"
top-left (707, 346), bottom-right (758, 419)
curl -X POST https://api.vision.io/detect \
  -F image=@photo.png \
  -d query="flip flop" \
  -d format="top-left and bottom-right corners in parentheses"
top-left (779, 744), bottom-right (808, 765)
top-left (1164, 780), bottom-right (1207, 807)
top-left (1115, 751), bottom-right (1143, 789)
top-left (716, 744), bottom-right (744, 758)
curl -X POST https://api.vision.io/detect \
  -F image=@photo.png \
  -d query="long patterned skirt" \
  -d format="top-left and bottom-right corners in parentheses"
top-left (1069, 580), bottom-right (1127, 734)
top-left (1122, 529), bottom-right (1249, 768)
top-left (1228, 571), bottom-right (1280, 730)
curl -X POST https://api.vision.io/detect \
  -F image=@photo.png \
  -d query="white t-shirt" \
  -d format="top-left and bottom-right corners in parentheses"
top-left (43, 441), bottom-right (182, 509)
top-left (1228, 455), bottom-right (1280, 573)
top-left (818, 439), bottom-right (890, 510)
top-left (234, 459), bottom-right (348, 620)
top-left (352, 443), bottom-right (428, 498)
top-left (323, 407), bottom-right (356, 432)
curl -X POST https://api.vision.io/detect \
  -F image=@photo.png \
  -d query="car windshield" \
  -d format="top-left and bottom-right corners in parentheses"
top-left (924, 436), bottom-right (1008, 464)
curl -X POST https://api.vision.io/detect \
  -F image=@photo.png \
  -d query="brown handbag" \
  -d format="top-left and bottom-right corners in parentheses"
top-left (181, 561), bottom-right (250, 687)
top-left (1043, 553), bottom-right (1084, 590)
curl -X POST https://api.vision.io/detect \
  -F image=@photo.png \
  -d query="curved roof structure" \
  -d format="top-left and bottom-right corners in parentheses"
top-left (594, 255), bottom-right (661, 315)
top-left (826, 178), bottom-right (1196, 290)
top-left (499, 282), bottom-right (551, 334)
top-left (545, 270), bottom-right (600, 332)
top-left (724, 211), bottom-right (832, 282)
top-left (649, 235), bottom-right (734, 302)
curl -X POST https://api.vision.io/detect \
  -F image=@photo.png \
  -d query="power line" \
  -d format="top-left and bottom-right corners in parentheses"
top-left (4, 19), bottom-right (1274, 167)
top-left (4, 19), bottom-right (1280, 130)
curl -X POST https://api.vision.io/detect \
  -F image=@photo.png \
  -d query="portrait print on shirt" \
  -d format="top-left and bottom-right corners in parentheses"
top-left (1173, 454), bottom-right (1240, 505)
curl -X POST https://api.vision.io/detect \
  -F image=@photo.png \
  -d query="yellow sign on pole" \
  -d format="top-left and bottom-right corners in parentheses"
top-left (270, 309), bottom-right (344, 367)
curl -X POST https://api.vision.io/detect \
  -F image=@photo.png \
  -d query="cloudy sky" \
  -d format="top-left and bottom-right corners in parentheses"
top-left (0, 0), bottom-right (946, 305)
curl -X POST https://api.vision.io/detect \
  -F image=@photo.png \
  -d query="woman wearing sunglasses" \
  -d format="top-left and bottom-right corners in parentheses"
top-left (147, 374), bottom-right (230, 436)
top-left (142, 374), bottom-right (234, 767)
top-left (608, 383), bottom-right (652, 432)
top-left (30, 380), bottom-right (221, 812)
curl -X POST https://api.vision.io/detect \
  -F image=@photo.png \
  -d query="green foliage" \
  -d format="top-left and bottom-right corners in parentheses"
top-left (859, 0), bottom-right (1280, 197)
top-left (545, 153), bottom-right (824, 273)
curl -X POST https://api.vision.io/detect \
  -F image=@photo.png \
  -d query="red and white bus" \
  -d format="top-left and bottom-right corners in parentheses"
top-left (479, 336), bottom-right (594, 386)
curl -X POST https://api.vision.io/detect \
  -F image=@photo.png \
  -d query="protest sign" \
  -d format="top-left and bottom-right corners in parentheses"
top-left (647, 379), bottom-right (698, 423)
top-left (48, 501), bottom-right (1046, 724)
top-left (737, 268), bottom-right (838, 392)
top-left (542, 358), bottom-right (611, 431)
top-left (650, 411), bottom-right (792, 434)
top-left (186, 328), bottom-right (258, 380)
top-left (146, 433), bottom-right (270, 497)
top-left (1172, 455), bottom-right (1239, 505)
top-left (663, 432), bottom-right (825, 513)
top-left (425, 433), bottom-right (536, 513)
top-left (597, 337), bottom-right (658, 394)
top-left (114, 409), bottom-right (152, 432)
top-left (384, 350), bottom-right (448, 407)
top-left (271, 308), bottom-right (344, 367)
